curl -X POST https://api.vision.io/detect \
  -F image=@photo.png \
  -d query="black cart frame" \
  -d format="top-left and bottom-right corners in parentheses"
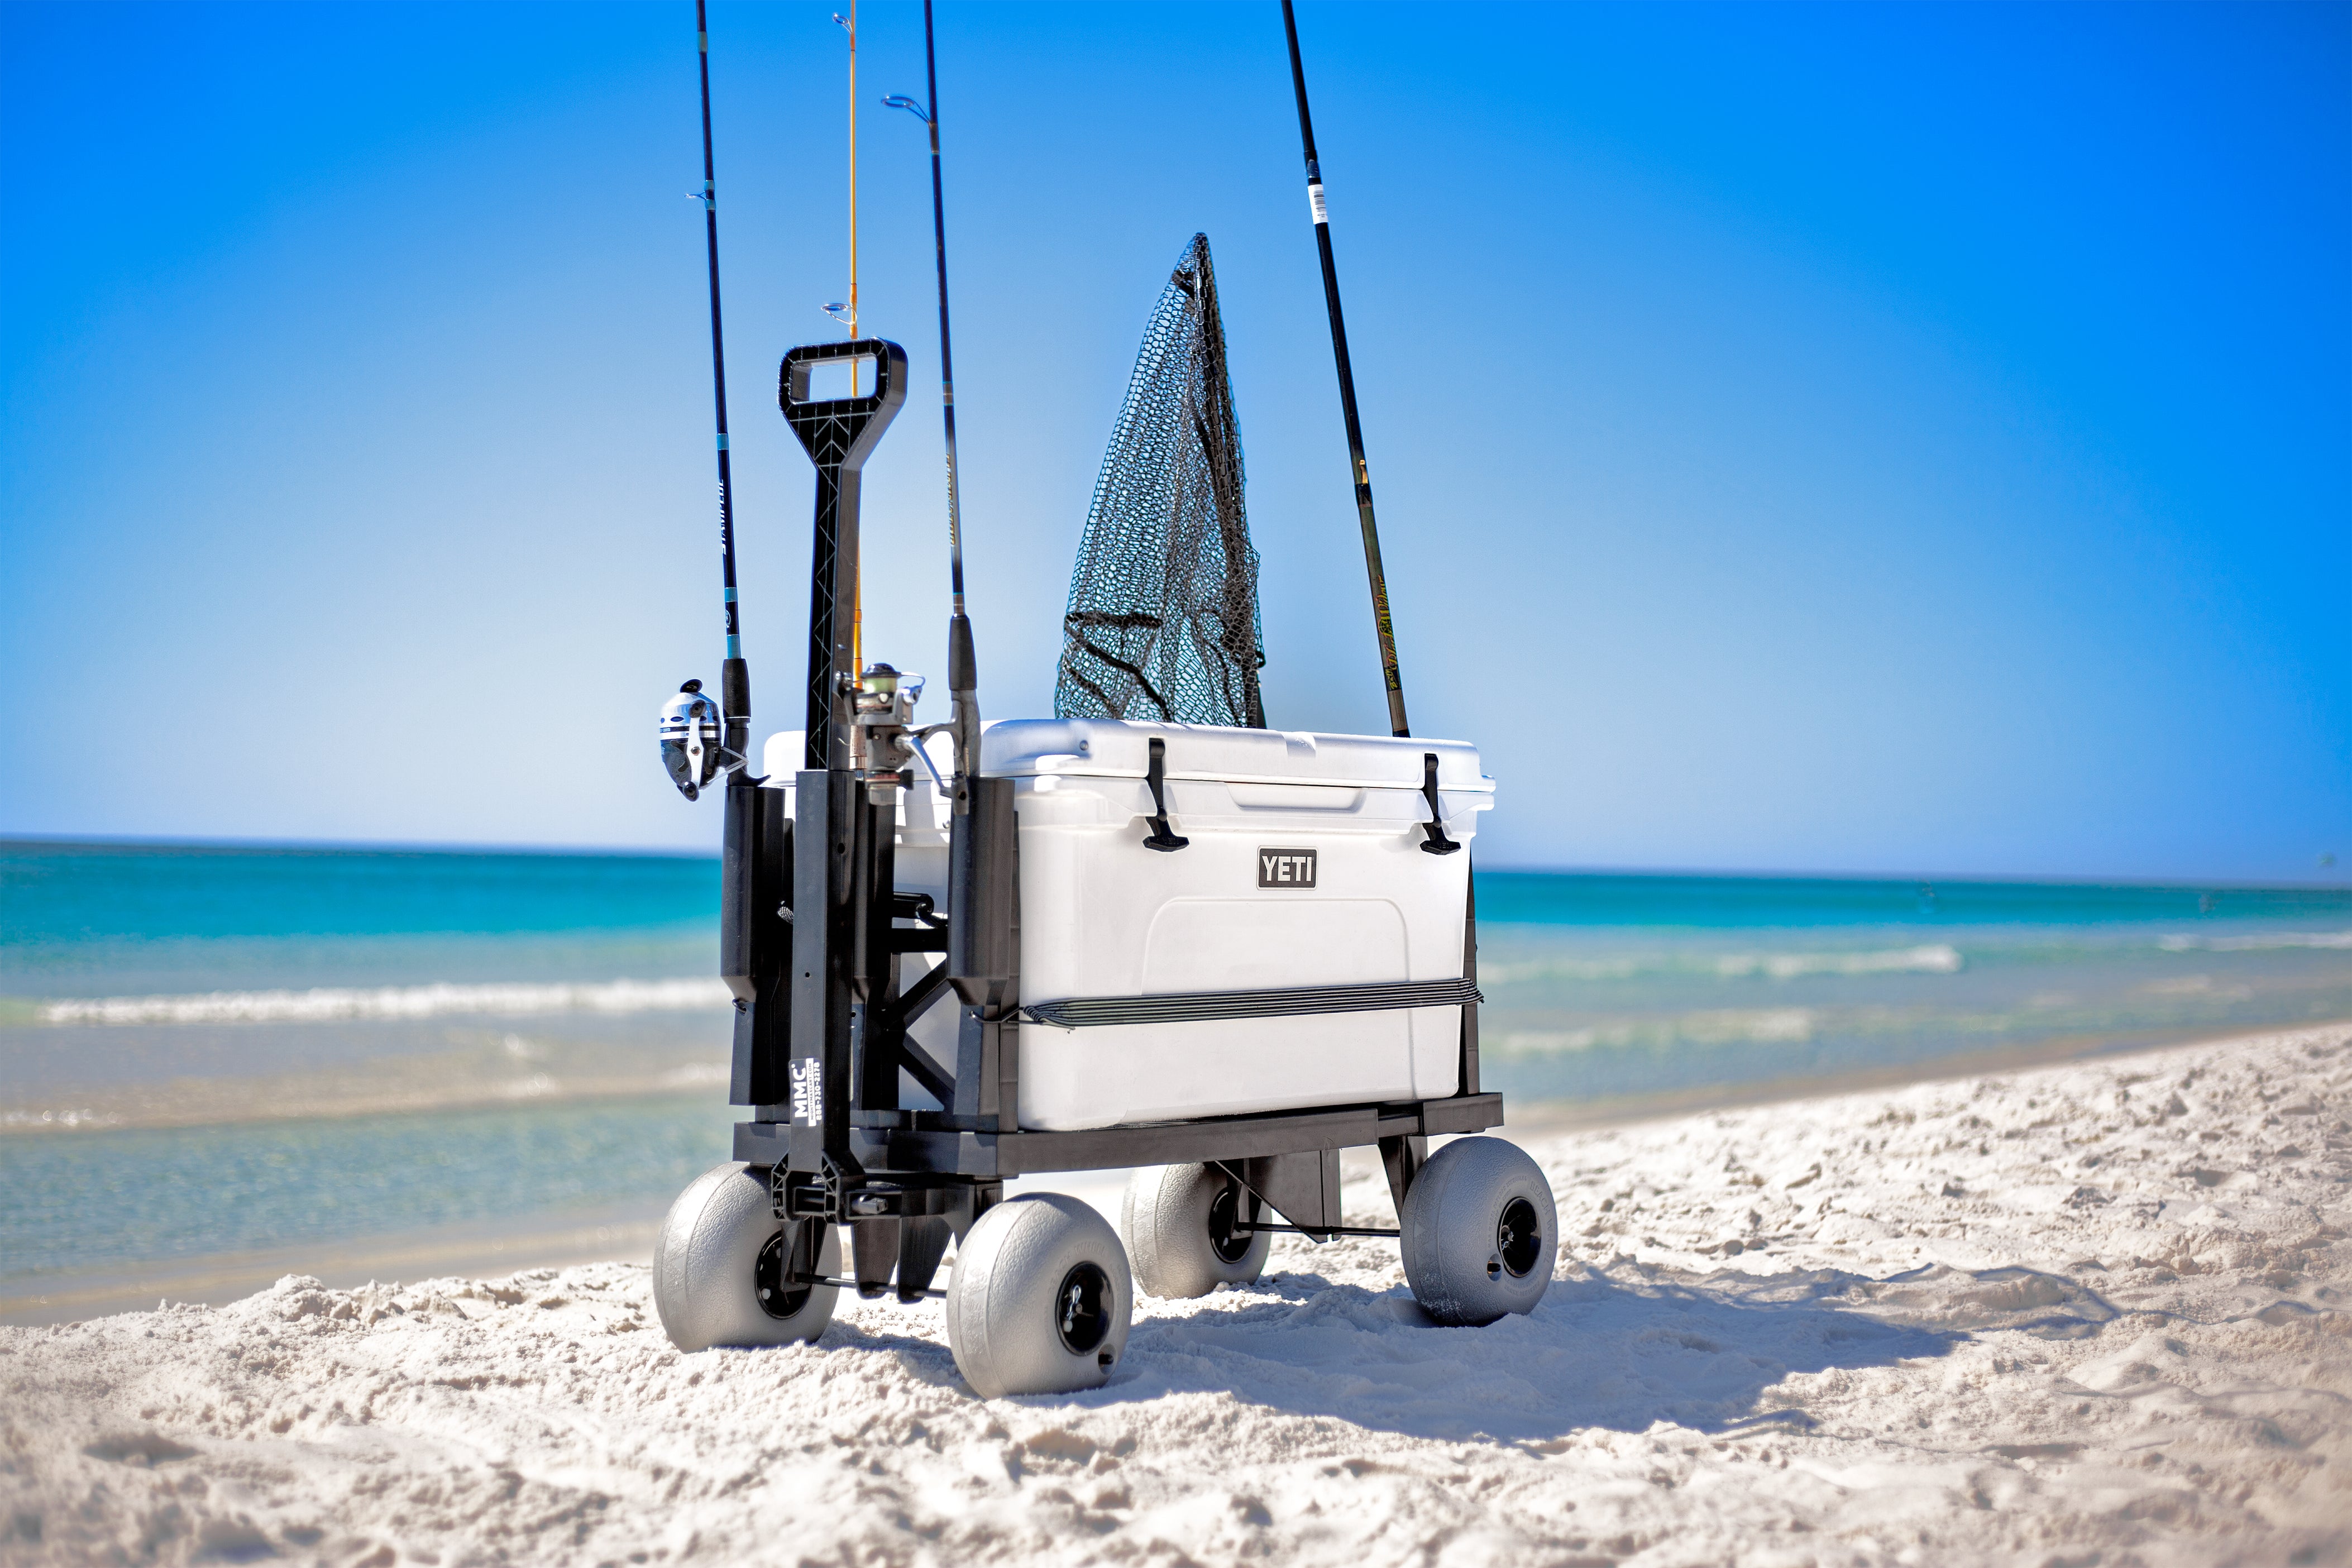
top-left (718, 338), bottom-right (1502, 1301)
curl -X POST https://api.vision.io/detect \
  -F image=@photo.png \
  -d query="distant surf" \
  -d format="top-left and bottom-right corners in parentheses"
top-left (37, 977), bottom-right (732, 1027)
top-left (1481, 941), bottom-right (1964, 983)
top-left (2160, 929), bottom-right (2352, 951)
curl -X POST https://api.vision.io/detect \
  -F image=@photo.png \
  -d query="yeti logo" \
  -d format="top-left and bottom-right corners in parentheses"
top-left (1258, 848), bottom-right (1317, 888)
top-left (790, 1057), bottom-right (823, 1126)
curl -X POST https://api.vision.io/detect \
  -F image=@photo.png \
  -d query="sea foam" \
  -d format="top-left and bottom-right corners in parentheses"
top-left (38, 978), bottom-right (733, 1027)
top-left (2159, 930), bottom-right (2352, 952)
top-left (1481, 943), bottom-right (1963, 984)
top-left (1494, 1006), bottom-right (1821, 1059)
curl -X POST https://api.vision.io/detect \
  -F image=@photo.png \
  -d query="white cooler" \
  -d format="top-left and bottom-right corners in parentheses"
top-left (986, 719), bottom-right (1490, 1130)
top-left (759, 720), bottom-right (1493, 1132)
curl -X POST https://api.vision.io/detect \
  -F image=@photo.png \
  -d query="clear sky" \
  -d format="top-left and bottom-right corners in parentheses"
top-left (2, 1), bottom-right (2345, 881)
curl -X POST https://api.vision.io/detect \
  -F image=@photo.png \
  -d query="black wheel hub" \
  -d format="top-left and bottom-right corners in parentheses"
top-left (1055, 1261), bottom-right (1113, 1354)
top-left (1206, 1182), bottom-right (1256, 1265)
top-left (1496, 1197), bottom-right (1542, 1280)
top-left (754, 1225), bottom-right (815, 1320)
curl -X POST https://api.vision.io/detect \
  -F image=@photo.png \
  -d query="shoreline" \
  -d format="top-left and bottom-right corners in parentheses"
top-left (1494, 1013), bottom-right (2352, 1136)
top-left (0, 1058), bottom-right (732, 1137)
top-left (8, 1019), bottom-right (2346, 1331)
top-left (8, 1011), bottom-right (2348, 1141)
top-left (0, 1204), bottom-right (671, 1328)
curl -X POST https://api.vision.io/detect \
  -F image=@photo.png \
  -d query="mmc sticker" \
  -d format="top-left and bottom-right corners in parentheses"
top-left (1258, 847), bottom-right (1318, 888)
top-left (790, 1057), bottom-right (823, 1126)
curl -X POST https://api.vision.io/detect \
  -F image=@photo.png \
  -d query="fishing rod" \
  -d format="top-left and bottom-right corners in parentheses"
top-left (885, 0), bottom-right (982, 806)
top-left (834, 5), bottom-right (862, 386)
top-left (697, 0), bottom-right (749, 773)
top-left (833, 5), bottom-right (865, 674)
top-left (1279, 0), bottom-right (1409, 739)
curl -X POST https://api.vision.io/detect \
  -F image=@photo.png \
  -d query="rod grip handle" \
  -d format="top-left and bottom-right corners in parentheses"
top-left (948, 614), bottom-right (977, 693)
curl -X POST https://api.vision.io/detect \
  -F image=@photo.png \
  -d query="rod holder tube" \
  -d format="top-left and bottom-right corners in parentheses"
top-left (788, 769), bottom-right (861, 1174)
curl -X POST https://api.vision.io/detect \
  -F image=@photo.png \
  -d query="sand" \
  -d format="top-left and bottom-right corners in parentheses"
top-left (4, 1024), bottom-right (2348, 1567)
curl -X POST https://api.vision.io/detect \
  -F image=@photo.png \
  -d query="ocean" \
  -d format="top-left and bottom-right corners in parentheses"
top-left (4, 839), bottom-right (2348, 1319)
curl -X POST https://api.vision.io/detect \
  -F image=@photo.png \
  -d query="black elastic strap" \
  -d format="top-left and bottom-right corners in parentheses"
top-left (1141, 737), bottom-right (1190, 852)
top-left (1418, 752), bottom-right (1460, 855)
top-left (1022, 974), bottom-right (1479, 1029)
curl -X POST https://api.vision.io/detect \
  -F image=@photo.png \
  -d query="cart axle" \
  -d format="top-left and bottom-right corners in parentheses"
top-left (1235, 1222), bottom-right (1401, 1239)
top-left (796, 1271), bottom-right (949, 1300)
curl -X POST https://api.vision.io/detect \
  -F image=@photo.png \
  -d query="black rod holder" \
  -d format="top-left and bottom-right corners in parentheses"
top-left (778, 337), bottom-right (906, 1194)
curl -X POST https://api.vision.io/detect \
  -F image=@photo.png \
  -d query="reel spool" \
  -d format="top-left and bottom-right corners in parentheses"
top-left (658, 679), bottom-right (726, 800)
top-left (850, 662), bottom-right (929, 783)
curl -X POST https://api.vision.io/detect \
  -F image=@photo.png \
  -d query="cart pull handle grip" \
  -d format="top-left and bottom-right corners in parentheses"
top-left (1141, 738), bottom-right (1190, 852)
top-left (1418, 753), bottom-right (1460, 855)
top-left (778, 337), bottom-right (908, 468)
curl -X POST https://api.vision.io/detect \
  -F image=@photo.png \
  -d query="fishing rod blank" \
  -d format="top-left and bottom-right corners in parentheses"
top-left (886, 0), bottom-right (982, 804)
top-left (1279, 0), bottom-right (1410, 739)
top-left (696, 0), bottom-right (750, 771)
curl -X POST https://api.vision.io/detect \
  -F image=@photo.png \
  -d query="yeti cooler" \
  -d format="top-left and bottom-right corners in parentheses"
top-left (983, 718), bottom-right (1491, 1131)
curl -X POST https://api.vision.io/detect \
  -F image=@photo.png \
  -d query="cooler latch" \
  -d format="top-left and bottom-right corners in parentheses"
top-left (1418, 752), bottom-right (1460, 855)
top-left (1141, 738), bottom-right (1191, 852)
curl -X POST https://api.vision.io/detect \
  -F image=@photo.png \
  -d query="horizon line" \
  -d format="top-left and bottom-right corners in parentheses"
top-left (3, 832), bottom-right (2345, 895)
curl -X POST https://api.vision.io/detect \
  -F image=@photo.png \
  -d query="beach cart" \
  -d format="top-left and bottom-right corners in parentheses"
top-left (651, 8), bottom-right (1552, 1396)
top-left (649, 341), bottom-right (1555, 1395)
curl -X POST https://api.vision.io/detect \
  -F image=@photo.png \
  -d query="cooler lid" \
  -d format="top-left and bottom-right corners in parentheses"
top-left (978, 718), bottom-right (1490, 792)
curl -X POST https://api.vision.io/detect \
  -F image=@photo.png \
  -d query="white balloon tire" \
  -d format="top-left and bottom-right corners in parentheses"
top-left (1398, 1137), bottom-right (1558, 1326)
top-left (1120, 1163), bottom-right (1273, 1299)
top-left (652, 1161), bottom-right (840, 1351)
top-left (946, 1194), bottom-right (1134, 1397)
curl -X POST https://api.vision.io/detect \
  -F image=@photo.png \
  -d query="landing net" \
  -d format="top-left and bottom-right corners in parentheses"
top-left (1055, 233), bottom-right (1266, 728)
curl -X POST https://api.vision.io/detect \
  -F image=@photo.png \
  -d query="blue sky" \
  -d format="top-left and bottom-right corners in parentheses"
top-left (2, 1), bottom-right (2345, 881)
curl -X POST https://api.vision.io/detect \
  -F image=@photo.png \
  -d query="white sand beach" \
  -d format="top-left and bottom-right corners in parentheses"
top-left (5, 1022), bottom-right (2348, 1566)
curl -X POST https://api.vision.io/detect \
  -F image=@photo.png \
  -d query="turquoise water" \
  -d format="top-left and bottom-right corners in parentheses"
top-left (1471, 869), bottom-right (2352, 1099)
top-left (2, 840), bottom-right (715, 997)
top-left (1474, 869), bottom-right (2346, 928)
top-left (0, 1096), bottom-right (732, 1281)
top-left (3, 840), bottom-right (2348, 1300)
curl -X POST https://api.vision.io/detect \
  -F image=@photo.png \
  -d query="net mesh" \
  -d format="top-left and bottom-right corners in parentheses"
top-left (1055, 233), bottom-right (1266, 728)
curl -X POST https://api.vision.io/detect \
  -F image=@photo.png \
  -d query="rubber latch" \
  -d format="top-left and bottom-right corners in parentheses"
top-left (1141, 737), bottom-right (1190, 852)
top-left (1418, 752), bottom-right (1460, 855)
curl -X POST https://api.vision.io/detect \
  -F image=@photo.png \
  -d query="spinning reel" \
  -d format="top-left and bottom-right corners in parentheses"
top-left (657, 679), bottom-right (741, 800)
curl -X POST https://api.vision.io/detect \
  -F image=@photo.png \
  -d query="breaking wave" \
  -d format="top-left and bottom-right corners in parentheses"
top-left (38, 978), bottom-right (733, 1027)
top-left (2158, 930), bottom-right (2352, 953)
top-left (1494, 1007), bottom-right (1821, 1059)
top-left (1482, 943), bottom-right (1964, 984)
top-left (1717, 944), bottom-right (1963, 979)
